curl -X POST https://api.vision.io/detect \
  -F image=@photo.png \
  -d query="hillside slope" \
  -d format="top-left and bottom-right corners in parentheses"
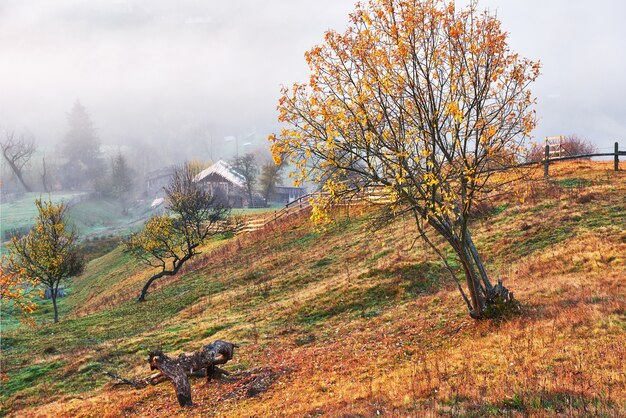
top-left (1, 161), bottom-right (625, 417)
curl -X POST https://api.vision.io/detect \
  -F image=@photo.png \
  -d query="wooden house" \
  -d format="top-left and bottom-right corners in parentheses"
top-left (194, 160), bottom-right (247, 207)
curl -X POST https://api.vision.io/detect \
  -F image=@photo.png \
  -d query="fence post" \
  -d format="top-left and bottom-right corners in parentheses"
top-left (615, 142), bottom-right (620, 171)
top-left (544, 144), bottom-right (550, 178)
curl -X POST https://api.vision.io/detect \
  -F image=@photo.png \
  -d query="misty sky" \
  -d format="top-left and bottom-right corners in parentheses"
top-left (1, 0), bottom-right (625, 162)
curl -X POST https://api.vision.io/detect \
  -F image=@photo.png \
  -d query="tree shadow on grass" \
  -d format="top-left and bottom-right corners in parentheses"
top-left (294, 261), bottom-right (448, 327)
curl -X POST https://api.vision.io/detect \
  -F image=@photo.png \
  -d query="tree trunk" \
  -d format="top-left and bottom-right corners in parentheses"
top-left (431, 220), bottom-right (505, 319)
top-left (457, 246), bottom-right (484, 318)
top-left (466, 233), bottom-right (494, 292)
top-left (51, 288), bottom-right (59, 323)
top-left (5, 158), bottom-right (32, 192)
top-left (247, 189), bottom-right (254, 208)
top-left (451, 235), bottom-right (514, 318)
top-left (137, 271), bottom-right (167, 302)
top-left (137, 253), bottom-right (193, 301)
top-left (41, 157), bottom-right (50, 193)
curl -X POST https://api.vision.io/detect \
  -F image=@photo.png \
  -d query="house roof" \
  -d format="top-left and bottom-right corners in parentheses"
top-left (194, 160), bottom-right (246, 188)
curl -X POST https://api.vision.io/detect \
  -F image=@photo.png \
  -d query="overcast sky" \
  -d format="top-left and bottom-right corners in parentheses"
top-left (1, 0), bottom-right (624, 161)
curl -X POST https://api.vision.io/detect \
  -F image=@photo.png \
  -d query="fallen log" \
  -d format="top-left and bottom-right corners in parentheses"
top-left (147, 340), bottom-right (238, 407)
top-left (105, 340), bottom-right (238, 407)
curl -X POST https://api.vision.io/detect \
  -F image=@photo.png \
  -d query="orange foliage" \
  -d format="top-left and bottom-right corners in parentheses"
top-left (0, 257), bottom-right (38, 325)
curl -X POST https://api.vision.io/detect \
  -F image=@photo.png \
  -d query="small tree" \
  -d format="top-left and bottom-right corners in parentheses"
top-left (232, 153), bottom-right (258, 207)
top-left (561, 135), bottom-right (596, 157)
top-left (125, 164), bottom-right (232, 301)
top-left (526, 135), bottom-right (597, 162)
top-left (8, 198), bottom-right (84, 323)
top-left (110, 152), bottom-right (134, 213)
top-left (258, 158), bottom-right (286, 202)
top-left (271, 0), bottom-right (539, 318)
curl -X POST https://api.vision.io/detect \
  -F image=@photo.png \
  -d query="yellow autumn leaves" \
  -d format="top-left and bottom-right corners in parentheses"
top-left (269, 0), bottom-right (539, 226)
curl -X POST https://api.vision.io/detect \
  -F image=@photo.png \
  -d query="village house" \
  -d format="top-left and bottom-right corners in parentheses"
top-left (194, 160), bottom-right (248, 208)
top-left (270, 185), bottom-right (306, 204)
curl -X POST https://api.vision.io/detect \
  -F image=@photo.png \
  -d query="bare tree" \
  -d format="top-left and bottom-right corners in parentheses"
top-left (526, 135), bottom-right (597, 162)
top-left (41, 157), bottom-right (51, 193)
top-left (1, 132), bottom-right (36, 192)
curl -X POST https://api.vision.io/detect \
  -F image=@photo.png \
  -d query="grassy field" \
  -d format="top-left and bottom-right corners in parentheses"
top-left (1, 161), bottom-right (625, 417)
top-left (0, 192), bottom-right (84, 240)
top-left (1, 194), bottom-right (282, 242)
top-left (0, 193), bottom-right (147, 242)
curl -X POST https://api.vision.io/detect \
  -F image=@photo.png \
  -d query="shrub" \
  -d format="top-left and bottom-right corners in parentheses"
top-left (526, 135), bottom-right (597, 162)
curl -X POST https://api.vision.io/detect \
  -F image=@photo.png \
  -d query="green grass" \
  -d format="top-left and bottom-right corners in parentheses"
top-left (514, 224), bottom-right (574, 257)
top-left (556, 178), bottom-right (592, 188)
top-left (66, 198), bottom-right (149, 237)
top-left (0, 192), bottom-right (84, 240)
top-left (312, 257), bottom-right (334, 268)
top-left (2, 217), bottom-right (392, 409)
top-left (293, 282), bottom-right (396, 327)
top-left (1, 361), bottom-right (65, 398)
top-left (1, 193), bottom-right (153, 241)
top-left (1, 269), bottom-right (230, 409)
top-left (291, 261), bottom-right (445, 328)
top-left (493, 203), bottom-right (508, 215)
top-left (231, 203), bottom-right (284, 216)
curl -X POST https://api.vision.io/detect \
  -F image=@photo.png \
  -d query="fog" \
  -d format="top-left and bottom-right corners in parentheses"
top-left (1, 0), bottom-right (625, 162)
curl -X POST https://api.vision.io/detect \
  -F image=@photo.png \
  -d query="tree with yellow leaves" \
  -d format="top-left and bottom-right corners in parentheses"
top-left (7, 198), bottom-right (84, 323)
top-left (125, 163), bottom-right (233, 301)
top-left (271, 0), bottom-right (539, 318)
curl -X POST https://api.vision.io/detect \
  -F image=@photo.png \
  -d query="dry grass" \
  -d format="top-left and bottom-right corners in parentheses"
top-left (2, 161), bottom-right (625, 417)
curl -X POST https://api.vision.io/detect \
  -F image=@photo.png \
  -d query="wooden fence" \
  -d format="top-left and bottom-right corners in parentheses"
top-left (540, 141), bottom-right (624, 178)
top-left (235, 142), bottom-right (624, 235)
top-left (235, 193), bottom-right (316, 235)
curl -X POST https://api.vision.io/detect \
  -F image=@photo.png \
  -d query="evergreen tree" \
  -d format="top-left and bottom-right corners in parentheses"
top-left (111, 151), bottom-right (134, 213)
top-left (61, 100), bottom-right (105, 189)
